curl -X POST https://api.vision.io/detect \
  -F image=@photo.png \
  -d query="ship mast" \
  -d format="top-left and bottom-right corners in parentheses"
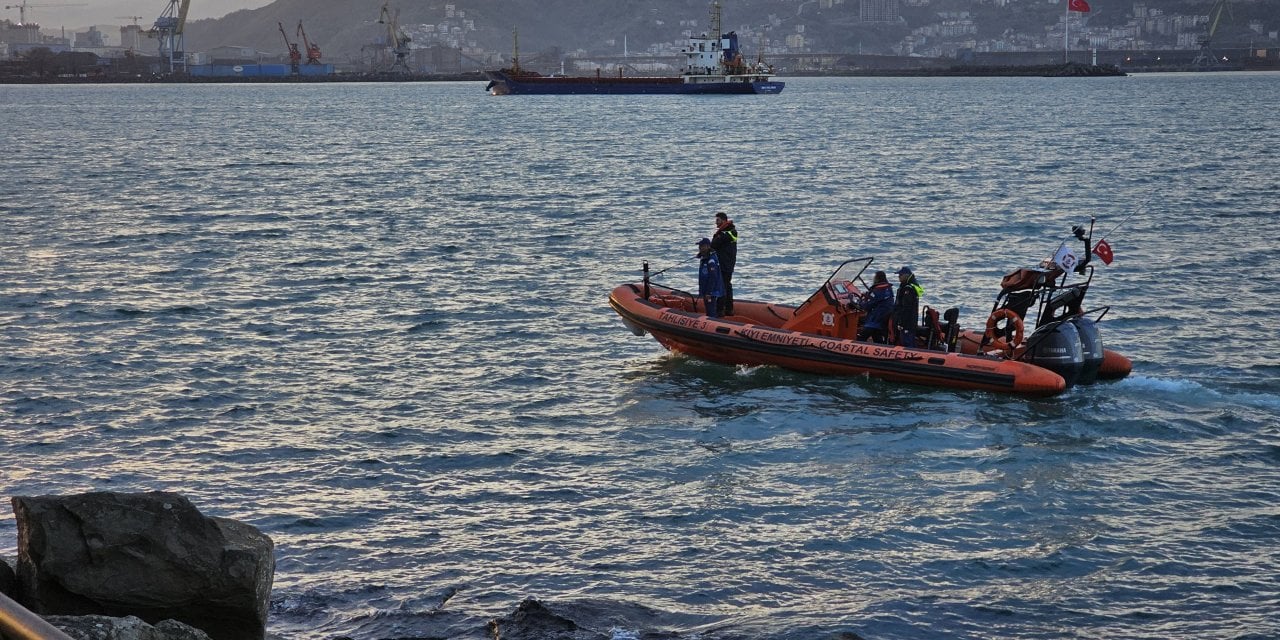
top-left (510, 28), bottom-right (520, 73)
top-left (710, 1), bottom-right (722, 44)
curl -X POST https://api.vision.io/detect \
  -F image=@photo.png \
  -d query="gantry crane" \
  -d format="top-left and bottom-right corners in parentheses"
top-left (297, 21), bottom-right (321, 64)
top-left (377, 2), bottom-right (411, 72)
top-left (150, 0), bottom-right (190, 73)
top-left (4, 1), bottom-right (85, 26)
top-left (1192, 0), bottom-right (1233, 66)
top-left (278, 20), bottom-right (301, 72)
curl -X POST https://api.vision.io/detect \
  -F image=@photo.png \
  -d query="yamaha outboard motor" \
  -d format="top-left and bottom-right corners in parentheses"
top-left (1019, 320), bottom-right (1085, 388)
top-left (1070, 315), bottom-right (1104, 385)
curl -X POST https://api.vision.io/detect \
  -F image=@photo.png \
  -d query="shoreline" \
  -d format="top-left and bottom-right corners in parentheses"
top-left (7, 61), bottom-right (1280, 85)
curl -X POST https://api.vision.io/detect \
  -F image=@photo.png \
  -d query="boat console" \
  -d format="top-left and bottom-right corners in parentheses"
top-left (781, 258), bottom-right (874, 339)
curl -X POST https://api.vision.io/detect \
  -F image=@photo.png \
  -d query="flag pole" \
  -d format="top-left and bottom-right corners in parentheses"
top-left (1064, 0), bottom-right (1070, 64)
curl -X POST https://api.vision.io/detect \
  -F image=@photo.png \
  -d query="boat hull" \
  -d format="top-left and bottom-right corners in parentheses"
top-left (610, 283), bottom-right (1066, 397)
top-left (485, 71), bottom-right (784, 95)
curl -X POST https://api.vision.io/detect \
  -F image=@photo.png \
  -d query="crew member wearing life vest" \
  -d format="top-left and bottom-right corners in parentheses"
top-left (894, 265), bottom-right (924, 348)
top-left (697, 237), bottom-right (725, 318)
top-left (710, 212), bottom-right (738, 316)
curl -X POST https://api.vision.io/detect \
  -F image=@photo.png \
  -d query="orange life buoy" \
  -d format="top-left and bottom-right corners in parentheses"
top-left (984, 308), bottom-right (1025, 357)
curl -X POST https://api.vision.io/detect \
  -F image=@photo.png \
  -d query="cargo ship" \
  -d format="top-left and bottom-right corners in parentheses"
top-left (484, 1), bottom-right (783, 96)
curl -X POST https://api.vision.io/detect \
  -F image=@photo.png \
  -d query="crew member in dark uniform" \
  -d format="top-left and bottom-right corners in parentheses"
top-left (893, 265), bottom-right (924, 348)
top-left (697, 237), bottom-right (725, 318)
top-left (710, 211), bottom-right (738, 316)
top-left (857, 270), bottom-right (894, 344)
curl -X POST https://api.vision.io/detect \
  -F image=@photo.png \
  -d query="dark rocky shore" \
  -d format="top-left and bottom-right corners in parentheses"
top-left (0, 63), bottom-right (1125, 85)
top-left (3, 492), bottom-right (271, 640)
top-left (3, 492), bottom-right (866, 640)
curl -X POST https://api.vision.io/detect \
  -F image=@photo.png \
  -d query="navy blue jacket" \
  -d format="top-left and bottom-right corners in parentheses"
top-left (859, 283), bottom-right (894, 330)
top-left (699, 252), bottom-right (725, 298)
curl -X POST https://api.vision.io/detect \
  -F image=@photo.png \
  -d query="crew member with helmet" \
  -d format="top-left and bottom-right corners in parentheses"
top-left (697, 237), bottom-right (725, 318)
top-left (710, 211), bottom-right (738, 316)
top-left (893, 265), bottom-right (924, 348)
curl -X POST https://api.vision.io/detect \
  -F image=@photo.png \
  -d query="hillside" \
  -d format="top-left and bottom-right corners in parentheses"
top-left (181, 0), bottom-right (1279, 64)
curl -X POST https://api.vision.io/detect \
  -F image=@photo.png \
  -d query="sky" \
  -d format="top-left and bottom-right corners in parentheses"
top-left (9, 0), bottom-right (274, 31)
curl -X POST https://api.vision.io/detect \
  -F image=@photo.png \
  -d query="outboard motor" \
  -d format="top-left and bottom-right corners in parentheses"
top-left (1019, 320), bottom-right (1085, 388)
top-left (1070, 315), bottom-right (1104, 384)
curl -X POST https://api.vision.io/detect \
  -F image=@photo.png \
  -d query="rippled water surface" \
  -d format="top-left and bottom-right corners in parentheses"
top-left (2, 74), bottom-right (1279, 639)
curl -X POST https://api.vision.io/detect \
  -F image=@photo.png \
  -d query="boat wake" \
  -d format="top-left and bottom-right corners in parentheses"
top-left (1117, 375), bottom-right (1280, 412)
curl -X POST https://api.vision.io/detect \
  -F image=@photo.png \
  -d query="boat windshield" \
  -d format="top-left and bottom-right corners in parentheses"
top-left (826, 258), bottom-right (874, 291)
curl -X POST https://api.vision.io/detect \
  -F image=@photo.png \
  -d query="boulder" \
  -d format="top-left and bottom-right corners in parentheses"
top-left (0, 556), bottom-right (14, 597)
top-left (45, 615), bottom-right (213, 640)
top-left (485, 598), bottom-right (608, 640)
top-left (12, 492), bottom-right (274, 640)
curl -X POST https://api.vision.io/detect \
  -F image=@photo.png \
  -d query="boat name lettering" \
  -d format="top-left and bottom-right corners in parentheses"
top-left (660, 311), bottom-right (707, 330)
top-left (739, 327), bottom-right (810, 346)
top-left (817, 340), bottom-right (914, 359)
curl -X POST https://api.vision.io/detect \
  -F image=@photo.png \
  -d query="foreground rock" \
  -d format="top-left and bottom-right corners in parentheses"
top-left (46, 615), bottom-right (213, 640)
top-left (12, 492), bottom-right (274, 640)
top-left (1, 556), bottom-right (14, 597)
top-left (486, 598), bottom-right (608, 640)
top-left (482, 598), bottom-right (868, 640)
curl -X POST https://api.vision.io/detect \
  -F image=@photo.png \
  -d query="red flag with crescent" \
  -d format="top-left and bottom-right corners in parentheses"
top-left (1092, 239), bottom-right (1114, 265)
top-left (1068, 0), bottom-right (1091, 11)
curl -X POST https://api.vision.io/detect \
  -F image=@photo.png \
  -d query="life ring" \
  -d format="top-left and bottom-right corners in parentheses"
top-left (984, 308), bottom-right (1025, 357)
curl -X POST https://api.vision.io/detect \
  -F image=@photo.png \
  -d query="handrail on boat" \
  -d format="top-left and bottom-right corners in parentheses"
top-left (0, 592), bottom-right (74, 640)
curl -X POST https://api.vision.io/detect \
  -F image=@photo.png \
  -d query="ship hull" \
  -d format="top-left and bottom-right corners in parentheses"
top-left (485, 71), bottom-right (784, 95)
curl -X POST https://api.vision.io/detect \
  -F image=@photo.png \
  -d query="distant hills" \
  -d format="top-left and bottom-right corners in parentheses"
top-left (179, 0), bottom-right (1278, 65)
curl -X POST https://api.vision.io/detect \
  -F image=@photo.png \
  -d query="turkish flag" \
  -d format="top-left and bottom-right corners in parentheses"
top-left (1092, 239), bottom-right (1114, 265)
top-left (1068, 0), bottom-right (1091, 11)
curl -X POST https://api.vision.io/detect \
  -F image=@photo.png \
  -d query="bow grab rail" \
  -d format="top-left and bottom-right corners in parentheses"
top-left (0, 592), bottom-right (74, 640)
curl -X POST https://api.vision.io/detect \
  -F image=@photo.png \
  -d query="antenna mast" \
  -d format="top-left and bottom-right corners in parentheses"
top-left (710, 1), bottom-right (722, 43)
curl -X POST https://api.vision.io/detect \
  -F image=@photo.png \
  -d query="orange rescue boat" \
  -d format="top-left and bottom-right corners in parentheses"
top-left (610, 258), bottom-right (1070, 397)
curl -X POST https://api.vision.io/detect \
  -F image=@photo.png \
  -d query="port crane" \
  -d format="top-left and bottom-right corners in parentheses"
top-left (297, 21), bottom-right (321, 64)
top-left (3, 1), bottom-right (85, 26)
top-left (278, 21), bottom-right (301, 72)
top-left (150, 0), bottom-right (190, 73)
top-left (1192, 0), bottom-right (1233, 66)
top-left (378, 2), bottom-right (412, 72)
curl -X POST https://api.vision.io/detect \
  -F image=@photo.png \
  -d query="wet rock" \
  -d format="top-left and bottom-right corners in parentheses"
top-left (486, 598), bottom-right (608, 640)
top-left (45, 615), bottom-right (213, 640)
top-left (0, 556), bottom-right (14, 597)
top-left (12, 491), bottom-right (274, 640)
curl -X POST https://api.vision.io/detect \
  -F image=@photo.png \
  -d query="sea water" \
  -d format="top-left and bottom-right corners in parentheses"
top-left (2, 74), bottom-right (1278, 639)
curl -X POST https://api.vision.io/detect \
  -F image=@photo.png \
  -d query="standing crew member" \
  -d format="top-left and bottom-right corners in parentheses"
top-left (697, 237), bottom-right (725, 318)
top-left (856, 270), bottom-right (894, 344)
top-left (894, 265), bottom-right (924, 348)
top-left (710, 211), bottom-right (738, 316)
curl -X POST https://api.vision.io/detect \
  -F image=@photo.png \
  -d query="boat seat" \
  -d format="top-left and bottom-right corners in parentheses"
top-left (1003, 290), bottom-right (1037, 320)
top-left (920, 306), bottom-right (952, 351)
top-left (1045, 286), bottom-right (1085, 321)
